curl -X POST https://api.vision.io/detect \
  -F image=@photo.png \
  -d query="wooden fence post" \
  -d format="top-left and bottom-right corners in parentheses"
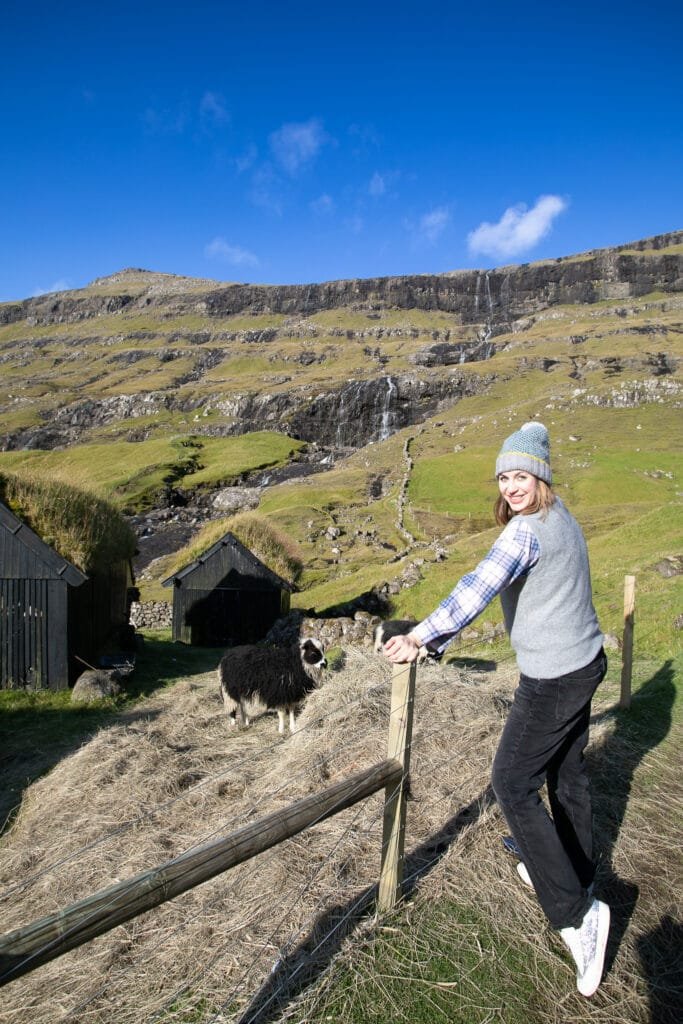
top-left (378, 660), bottom-right (417, 912)
top-left (620, 575), bottom-right (636, 709)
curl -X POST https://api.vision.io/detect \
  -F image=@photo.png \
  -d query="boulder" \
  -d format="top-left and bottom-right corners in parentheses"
top-left (654, 556), bottom-right (683, 578)
top-left (71, 669), bottom-right (122, 703)
top-left (212, 486), bottom-right (263, 513)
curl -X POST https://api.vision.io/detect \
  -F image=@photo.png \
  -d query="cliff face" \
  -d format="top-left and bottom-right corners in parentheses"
top-left (3, 373), bottom-right (496, 452)
top-left (2, 232), bottom-right (681, 329)
top-left (201, 241), bottom-right (682, 329)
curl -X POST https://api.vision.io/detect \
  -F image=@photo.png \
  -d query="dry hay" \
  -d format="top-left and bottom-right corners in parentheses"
top-left (0, 649), bottom-right (678, 1024)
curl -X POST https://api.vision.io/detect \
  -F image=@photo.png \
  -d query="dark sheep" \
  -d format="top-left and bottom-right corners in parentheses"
top-left (373, 619), bottom-right (440, 664)
top-left (217, 638), bottom-right (327, 734)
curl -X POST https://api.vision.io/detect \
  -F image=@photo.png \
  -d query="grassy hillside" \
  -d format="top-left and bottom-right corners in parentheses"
top-left (0, 432), bottom-right (305, 513)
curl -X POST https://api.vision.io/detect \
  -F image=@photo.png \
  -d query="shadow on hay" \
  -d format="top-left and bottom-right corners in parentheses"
top-left (0, 702), bottom-right (169, 836)
top-left (447, 656), bottom-right (498, 673)
top-left (234, 789), bottom-right (495, 1024)
top-left (636, 914), bottom-right (683, 1024)
top-left (588, 660), bottom-right (676, 987)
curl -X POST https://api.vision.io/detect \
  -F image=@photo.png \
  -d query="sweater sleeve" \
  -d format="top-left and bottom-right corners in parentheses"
top-left (412, 517), bottom-right (540, 653)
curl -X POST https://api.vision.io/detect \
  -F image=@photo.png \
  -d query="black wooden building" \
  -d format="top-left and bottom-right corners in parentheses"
top-left (162, 531), bottom-right (295, 646)
top-left (0, 500), bottom-right (134, 690)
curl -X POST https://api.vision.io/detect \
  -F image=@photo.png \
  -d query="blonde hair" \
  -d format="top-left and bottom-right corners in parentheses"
top-left (494, 477), bottom-right (556, 526)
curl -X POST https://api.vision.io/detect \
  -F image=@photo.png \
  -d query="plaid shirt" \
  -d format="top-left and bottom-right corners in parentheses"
top-left (413, 516), bottom-right (540, 653)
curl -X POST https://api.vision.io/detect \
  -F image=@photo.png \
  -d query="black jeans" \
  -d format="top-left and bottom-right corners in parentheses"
top-left (491, 648), bottom-right (608, 929)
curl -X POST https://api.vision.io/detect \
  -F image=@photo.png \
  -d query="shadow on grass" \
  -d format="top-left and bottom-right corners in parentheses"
top-left (0, 633), bottom-right (220, 835)
top-left (232, 790), bottom-right (494, 1024)
top-left (125, 632), bottom-right (221, 699)
top-left (588, 659), bottom-right (676, 992)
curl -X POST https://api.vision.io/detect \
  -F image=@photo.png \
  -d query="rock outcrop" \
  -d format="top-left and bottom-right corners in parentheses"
top-left (3, 371), bottom-right (497, 451)
top-left (2, 232), bottom-right (681, 330)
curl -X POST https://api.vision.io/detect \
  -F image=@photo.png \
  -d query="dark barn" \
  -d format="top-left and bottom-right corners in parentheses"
top-left (162, 531), bottom-right (295, 646)
top-left (0, 500), bottom-right (135, 690)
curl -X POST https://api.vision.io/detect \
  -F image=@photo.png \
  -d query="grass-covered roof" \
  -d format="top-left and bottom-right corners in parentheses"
top-left (0, 472), bottom-right (136, 574)
top-left (165, 511), bottom-right (304, 586)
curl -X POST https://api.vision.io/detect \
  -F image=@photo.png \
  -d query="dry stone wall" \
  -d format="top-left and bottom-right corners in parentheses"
top-left (129, 601), bottom-right (172, 630)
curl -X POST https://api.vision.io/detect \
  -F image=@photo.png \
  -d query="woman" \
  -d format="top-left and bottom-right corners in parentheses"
top-left (383, 421), bottom-right (610, 997)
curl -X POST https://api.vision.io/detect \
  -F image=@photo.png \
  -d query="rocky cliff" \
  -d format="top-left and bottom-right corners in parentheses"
top-left (2, 232), bottom-right (681, 330)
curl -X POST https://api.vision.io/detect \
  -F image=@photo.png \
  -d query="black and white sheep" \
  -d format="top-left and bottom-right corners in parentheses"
top-left (373, 619), bottom-right (440, 664)
top-left (217, 637), bottom-right (327, 734)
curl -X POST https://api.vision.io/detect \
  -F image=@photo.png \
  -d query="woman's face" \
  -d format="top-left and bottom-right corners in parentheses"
top-left (498, 471), bottom-right (539, 514)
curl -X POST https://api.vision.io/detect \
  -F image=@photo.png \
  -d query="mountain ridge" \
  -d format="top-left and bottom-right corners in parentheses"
top-left (2, 231), bottom-right (681, 328)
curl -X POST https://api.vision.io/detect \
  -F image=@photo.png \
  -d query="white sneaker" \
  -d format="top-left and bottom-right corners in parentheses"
top-left (560, 899), bottom-right (610, 997)
top-left (517, 861), bottom-right (533, 887)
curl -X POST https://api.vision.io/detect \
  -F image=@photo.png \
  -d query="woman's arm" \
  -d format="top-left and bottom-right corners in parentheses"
top-left (383, 518), bottom-right (540, 662)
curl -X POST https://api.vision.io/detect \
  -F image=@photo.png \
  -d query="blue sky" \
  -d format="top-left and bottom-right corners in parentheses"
top-left (1, 0), bottom-right (681, 300)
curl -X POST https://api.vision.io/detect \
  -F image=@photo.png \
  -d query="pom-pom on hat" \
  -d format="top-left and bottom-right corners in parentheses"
top-left (495, 421), bottom-right (552, 483)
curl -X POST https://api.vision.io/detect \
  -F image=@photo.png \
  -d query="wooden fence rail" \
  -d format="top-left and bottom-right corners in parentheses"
top-left (0, 663), bottom-right (416, 988)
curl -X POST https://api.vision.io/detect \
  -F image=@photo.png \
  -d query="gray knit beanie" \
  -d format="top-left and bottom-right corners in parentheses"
top-left (495, 421), bottom-right (552, 483)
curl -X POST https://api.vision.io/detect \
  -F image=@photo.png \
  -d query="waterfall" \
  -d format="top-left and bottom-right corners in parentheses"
top-left (482, 272), bottom-right (494, 343)
top-left (335, 389), bottom-right (347, 446)
top-left (379, 375), bottom-right (396, 441)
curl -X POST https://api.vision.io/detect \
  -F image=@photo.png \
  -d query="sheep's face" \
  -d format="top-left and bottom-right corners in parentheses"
top-left (300, 637), bottom-right (326, 672)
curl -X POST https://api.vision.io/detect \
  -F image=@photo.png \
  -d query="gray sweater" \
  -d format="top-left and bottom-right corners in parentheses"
top-left (500, 498), bottom-right (604, 677)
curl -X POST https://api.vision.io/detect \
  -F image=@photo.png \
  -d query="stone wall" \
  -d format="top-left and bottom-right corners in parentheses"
top-left (129, 600), bottom-right (172, 630)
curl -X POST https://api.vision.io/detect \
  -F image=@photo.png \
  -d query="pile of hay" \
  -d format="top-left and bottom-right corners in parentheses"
top-left (0, 648), bottom-right (667, 1024)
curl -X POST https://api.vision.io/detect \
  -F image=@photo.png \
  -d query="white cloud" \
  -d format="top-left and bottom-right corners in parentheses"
top-left (199, 91), bottom-right (230, 125)
top-left (248, 165), bottom-right (283, 215)
top-left (269, 118), bottom-right (328, 174)
top-left (32, 278), bottom-right (71, 297)
top-left (369, 172), bottom-right (386, 197)
top-left (234, 144), bottom-right (258, 174)
top-left (310, 193), bottom-right (335, 215)
top-left (345, 215), bottom-right (364, 235)
top-left (142, 103), bottom-right (190, 135)
top-left (418, 206), bottom-right (451, 244)
top-left (468, 195), bottom-right (568, 258)
top-left (204, 238), bottom-right (259, 267)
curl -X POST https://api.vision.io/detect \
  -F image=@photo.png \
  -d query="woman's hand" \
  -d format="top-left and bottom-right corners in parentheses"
top-left (382, 633), bottom-right (422, 663)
